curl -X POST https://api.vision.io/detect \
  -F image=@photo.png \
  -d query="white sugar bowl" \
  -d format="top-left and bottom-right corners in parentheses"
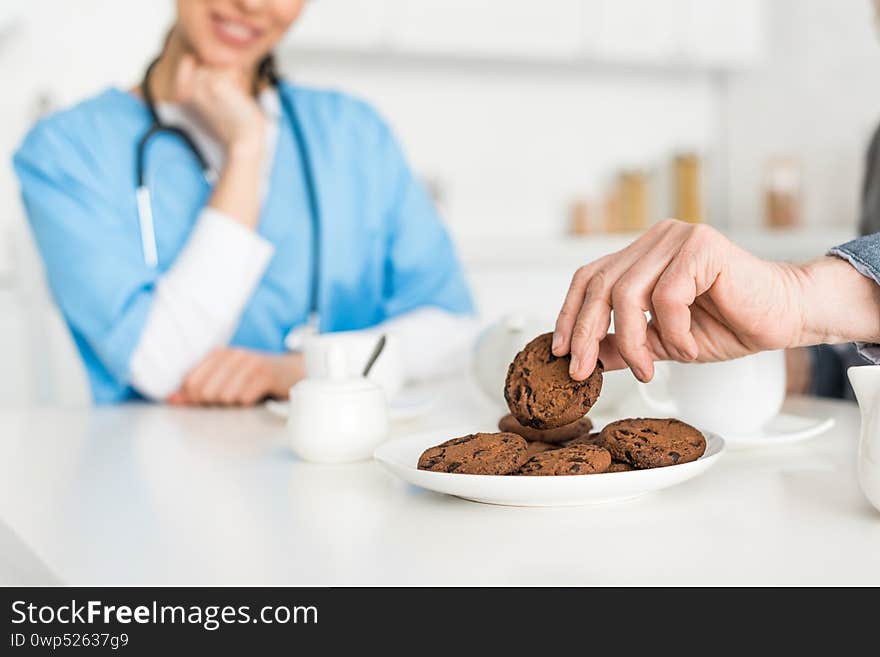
top-left (287, 345), bottom-right (390, 464)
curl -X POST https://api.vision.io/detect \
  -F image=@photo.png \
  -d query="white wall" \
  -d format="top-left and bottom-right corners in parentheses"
top-left (1, 0), bottom-right (871, 406)
top-left (6, 1), bottom-right (874, 252)
top-left (0, 0), bottom-right (175, 404)
top-left (0, 0), bottom-right (175, 277)
top-left (284, 55), bottom-right (719, 241)
top-left (0, 0), bottom-right (721, 265)
top-left (724, 0), bottom-right (880, 229)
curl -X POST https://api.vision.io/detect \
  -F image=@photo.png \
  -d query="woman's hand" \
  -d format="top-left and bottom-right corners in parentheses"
top-left (553, 219), bottom-right (880, 382)
top-left (168, 348), bottom-right (305, 407)
top-left (173, 53), bottom-right (267, 149)
top-left (169, 53), bottom-right (267, 228)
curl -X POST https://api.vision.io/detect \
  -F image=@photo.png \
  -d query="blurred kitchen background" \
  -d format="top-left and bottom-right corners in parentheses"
top-left (0, 0), bottom-right (877, 405)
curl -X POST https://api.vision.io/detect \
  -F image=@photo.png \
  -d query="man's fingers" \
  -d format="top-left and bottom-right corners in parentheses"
top-left (596, 334), bottom-right (627, 372)
top-left (650, 226), bottom-right (727, 360)
top-left (553, 263), bottom-right (598, 356)
top-left (598, 327), bottom-right (676, 380)
top-left (568, 273), bottom-right (612, 380)
top-left (609, 283), bottom-right (653, 382)
top-left (554, 222), bottom-right (682, 360)
top-left (603, 236), bottom-right (681, 381)
top-left (651, 264), bottom-right (699, 361)
top-left (580, 226), bottom-right (682, 381)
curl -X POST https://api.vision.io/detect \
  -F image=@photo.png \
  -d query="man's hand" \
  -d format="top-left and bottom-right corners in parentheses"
top-left (552, 219), bottom-right (880, 382)
top-left (168, 348), bottom-right (305, 407)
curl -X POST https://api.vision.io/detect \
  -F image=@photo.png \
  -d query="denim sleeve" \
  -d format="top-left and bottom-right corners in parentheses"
top-left (829, 233), bottom-right (880, 364)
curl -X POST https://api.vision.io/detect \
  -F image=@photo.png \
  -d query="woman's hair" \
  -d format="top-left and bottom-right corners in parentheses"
top-left (257, 53), bottom-right (280, 86)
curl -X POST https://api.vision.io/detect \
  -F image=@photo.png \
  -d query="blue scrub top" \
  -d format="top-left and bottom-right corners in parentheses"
top-left (13, 82), bottom-right (474, 403)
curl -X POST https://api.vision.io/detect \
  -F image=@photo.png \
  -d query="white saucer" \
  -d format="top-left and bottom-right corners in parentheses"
top-left (374, 425), bottom-right (725, 507)
top-left (386, 391), bottom-right (435, 422)
top-left (265, 390), bottom-right (435, 423)
top-left (721, 413), bottom-right (835, 450)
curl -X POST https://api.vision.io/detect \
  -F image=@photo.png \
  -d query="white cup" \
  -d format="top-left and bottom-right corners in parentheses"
top-left (303, 331), bottom-right (404, 400)
top-left (288, 345), bottom-right (390, 464)
top-left (638, 350), bottom-right (785, 436)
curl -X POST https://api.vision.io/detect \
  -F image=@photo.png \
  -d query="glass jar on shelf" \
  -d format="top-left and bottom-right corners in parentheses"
top-left (764, 158), bottom-right (802, 229)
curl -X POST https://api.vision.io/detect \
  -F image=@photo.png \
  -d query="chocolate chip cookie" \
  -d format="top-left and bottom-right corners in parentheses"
top-left (498, 413), bottom-right (593, 445)
top-left (607, 460), bottom-right (635, 473)
top-left (525, 441), bottom-right (559, 457)
top-left (418, 432), bottom-right (529, 475)
top-left (564, 432), bottom-right (605, 448)
top-left (516, 443), bottom-right (612, 476)
top-left (600, 418), bottom-right (706, 469)
top-left (504, 333), bottom-right (603, 430)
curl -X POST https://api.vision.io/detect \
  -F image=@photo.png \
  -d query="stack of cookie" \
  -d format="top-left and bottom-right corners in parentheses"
top-left (418, 332), bottom-right (706, 476)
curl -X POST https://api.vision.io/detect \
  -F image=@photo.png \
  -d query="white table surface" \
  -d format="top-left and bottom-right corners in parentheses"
top-left (0, 378), bottom-right (877, 586)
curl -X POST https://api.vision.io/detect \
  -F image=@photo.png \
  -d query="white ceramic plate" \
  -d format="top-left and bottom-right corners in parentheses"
top-left (374, 426), bottom-right (726, 507)
top-left (722, 414), bottom-right (834, 450)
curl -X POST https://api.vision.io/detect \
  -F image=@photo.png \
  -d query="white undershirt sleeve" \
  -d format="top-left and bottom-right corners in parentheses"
top-left (129, 208), bottom-right (274, 400)
top-left (360, 307), bottom-right (481, 382)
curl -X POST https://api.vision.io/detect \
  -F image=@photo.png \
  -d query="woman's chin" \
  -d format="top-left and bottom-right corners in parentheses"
top-left (191, 43), bottom-right (259, 69)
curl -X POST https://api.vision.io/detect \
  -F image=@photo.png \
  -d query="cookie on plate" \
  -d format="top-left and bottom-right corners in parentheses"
top-left (565, 431), bottom-right (605, 448)
top-left (525, 441), bottom-right (560, 457)
top-left (607, 460), bottom-right (635, 473)
top-left (600, 418), bottom-right (706, 469)
top-left (498, 413), bottom-right (593, 445)
top-left (418, 432), bottom-right (529, 475)
top-left (516, 443), bottom-right (612, 476)
top-left (504, 333), bottom-right (603, 430)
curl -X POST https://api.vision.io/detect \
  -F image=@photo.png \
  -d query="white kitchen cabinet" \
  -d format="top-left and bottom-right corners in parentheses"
top-left (387, 0), bottom-right (585, 60)
top-left (284, 0), bottom-right (766, 71)
top-left (588, 0), bottom-right (690, 63)
top-left (286, 0), bottom-right (392, 50)
top-left (684, 0), bottom-right (767, 67)
top-left (589, 0), bottom-right (765, 68)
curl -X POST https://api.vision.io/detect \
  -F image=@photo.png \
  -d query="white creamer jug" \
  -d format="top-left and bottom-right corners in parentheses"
top-left (288, 345), bottom-right (389, 464)
top-left (848, 365), bottom-right (880, 512)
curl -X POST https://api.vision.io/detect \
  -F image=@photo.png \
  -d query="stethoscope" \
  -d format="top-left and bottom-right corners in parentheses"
top-left (135, 57), bottom-right (321, 314)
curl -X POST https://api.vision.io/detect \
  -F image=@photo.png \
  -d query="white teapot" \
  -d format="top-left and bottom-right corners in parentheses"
top-left (472, 314), bottom-right (636, 413)
top-left (288, 345), bottom-right (389, 464)
top-left (848, 365), bottom-right (880, 512)
top-left (472, 315), bottom-right (548, 407)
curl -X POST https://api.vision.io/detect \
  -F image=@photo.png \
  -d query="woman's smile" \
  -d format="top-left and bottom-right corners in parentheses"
top-left (210, 11), bottom-right (264, 48)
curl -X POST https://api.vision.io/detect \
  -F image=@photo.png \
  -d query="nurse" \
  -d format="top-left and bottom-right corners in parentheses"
top-left (13, 0), bottom-right (474, 405)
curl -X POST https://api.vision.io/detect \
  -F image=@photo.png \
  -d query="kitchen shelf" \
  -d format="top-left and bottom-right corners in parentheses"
top-left (457, 227), bottom-right (857, 270)
top-left (281, 44), bottom-right (736, 77)
top-left (284, 0), bottom-right (766, 75)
